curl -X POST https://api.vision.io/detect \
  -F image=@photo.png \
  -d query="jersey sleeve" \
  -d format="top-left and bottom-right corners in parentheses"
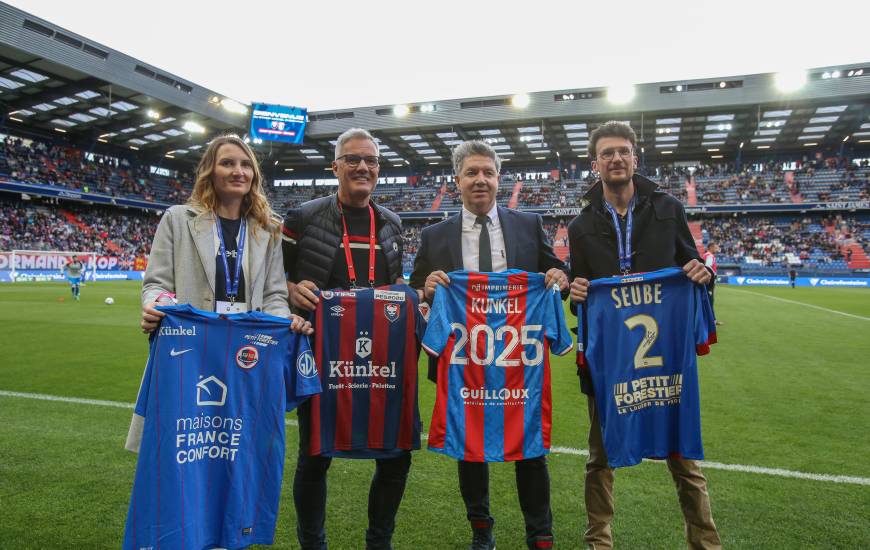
top-left (544, 284), bottom-right (574, 356)
top-left (286, 332), bottom-right (321, 412)
top-left (694, 283), bottom-right (717, 356)
top-left (421, 284), bottom-right (450, 356)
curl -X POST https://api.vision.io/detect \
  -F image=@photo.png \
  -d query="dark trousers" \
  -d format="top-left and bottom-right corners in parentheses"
top-left (293, 450), bottom-right (412, 550)
top-left (457, 457), bottom-right (553, 541)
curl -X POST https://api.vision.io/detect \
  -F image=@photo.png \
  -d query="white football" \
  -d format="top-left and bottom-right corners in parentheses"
top-left (104, 297), bottom-right (115, 305)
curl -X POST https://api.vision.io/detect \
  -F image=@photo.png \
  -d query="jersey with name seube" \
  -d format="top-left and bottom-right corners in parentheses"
top-left (423, 270), bottom-right (573, 462)
top-left (307, 284), bottom-right (424, 458)
top-left (577, 267), bottom-right (717, 468)
top-left (123, 304), bottom-right (320, 550)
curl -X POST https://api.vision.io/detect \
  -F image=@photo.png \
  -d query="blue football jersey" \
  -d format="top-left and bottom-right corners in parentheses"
top-left (307, 285), bottom-right (425, 458)
top-left (577, 267), bottom-right (717, 468)
top-left (423, 270), bottom-right (573, 462)
top-left (123, 304), bottom-right (321, 550)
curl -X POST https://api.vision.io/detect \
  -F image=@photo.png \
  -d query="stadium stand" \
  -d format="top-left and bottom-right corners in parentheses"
top-left (2, 132), bottom-right (869, 277)
top-left (0, 197), bottom-right (157, 266)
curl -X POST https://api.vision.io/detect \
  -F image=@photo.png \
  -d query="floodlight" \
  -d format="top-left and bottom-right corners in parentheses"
top-left (393, 104), bottom-right (410, 117)
top-left (511, 93), bottom-right (531, 108)
top-left (607, 84), bottom-right (635, 104)
top-left (774, 70), bottom-right (806, 92)
top-left (183, 121), bottom-right (206, 133)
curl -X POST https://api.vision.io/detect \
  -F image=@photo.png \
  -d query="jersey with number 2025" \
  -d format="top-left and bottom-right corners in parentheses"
top-left (423, 270), bottom-right (573, 462)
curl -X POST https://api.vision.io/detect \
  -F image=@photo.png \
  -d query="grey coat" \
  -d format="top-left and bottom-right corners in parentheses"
top-left (141, 204), bottom-right (291, 317)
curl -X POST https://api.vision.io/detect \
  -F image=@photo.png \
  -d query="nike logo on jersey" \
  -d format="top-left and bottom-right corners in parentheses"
top-left (170, 348), bottom-right (193, 357)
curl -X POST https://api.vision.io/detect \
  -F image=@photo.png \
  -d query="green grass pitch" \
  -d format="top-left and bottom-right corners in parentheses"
top-left (1, 281), bottom-right (868, 549)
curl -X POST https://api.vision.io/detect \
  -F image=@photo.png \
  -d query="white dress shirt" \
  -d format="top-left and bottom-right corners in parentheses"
top-left (461, 204), bottom-right (507, 272)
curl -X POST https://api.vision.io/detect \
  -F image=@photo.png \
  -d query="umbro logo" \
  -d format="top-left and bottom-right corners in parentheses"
top-left (170, 348), bottom-right (193, 357)
top-left (330, 304), bottom-right (345, 317)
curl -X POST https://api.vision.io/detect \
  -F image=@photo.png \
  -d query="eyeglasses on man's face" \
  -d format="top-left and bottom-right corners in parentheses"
top-left (597, 147), bottom-right (634, 161)
top-left (336, 154), bottom-right (380, 168)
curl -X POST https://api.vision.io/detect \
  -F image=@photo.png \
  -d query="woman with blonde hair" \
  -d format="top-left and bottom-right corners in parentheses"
top-left (140, 134), bottom-right (308, 332)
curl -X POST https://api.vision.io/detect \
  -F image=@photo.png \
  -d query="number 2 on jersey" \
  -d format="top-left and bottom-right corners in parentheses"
top-left (624, 314), bottom-right (664, 369)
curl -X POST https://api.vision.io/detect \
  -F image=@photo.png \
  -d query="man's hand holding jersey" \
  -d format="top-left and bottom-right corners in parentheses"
top-left (682, 259), bottom-right (712, 285)
top-left (544, 267), bottom-right (569, 291)
top-left (289, 280), bottom-right (320, 311)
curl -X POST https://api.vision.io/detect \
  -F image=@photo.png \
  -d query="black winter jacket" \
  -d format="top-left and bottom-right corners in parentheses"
top-left (567, 174), bottom-right (704, 394)
top-left (282, 194), bottom-right (404, 290)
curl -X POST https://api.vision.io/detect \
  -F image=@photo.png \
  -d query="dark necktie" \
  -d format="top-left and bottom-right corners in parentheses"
top-left (476, 215), bottom-right (493, 272)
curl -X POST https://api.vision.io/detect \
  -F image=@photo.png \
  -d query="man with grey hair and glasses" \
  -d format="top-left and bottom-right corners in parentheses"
top-left (410, 140), bottom-right (568, 550)
top-left (282, 127), bottom-right (408, 550)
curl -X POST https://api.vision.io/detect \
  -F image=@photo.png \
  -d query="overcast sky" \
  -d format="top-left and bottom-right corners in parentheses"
top-left (9, 0), bottom-right (870, 112)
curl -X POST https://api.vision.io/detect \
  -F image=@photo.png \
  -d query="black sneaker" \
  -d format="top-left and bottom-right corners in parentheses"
top-left (469, 520), bottom-right (496, 550)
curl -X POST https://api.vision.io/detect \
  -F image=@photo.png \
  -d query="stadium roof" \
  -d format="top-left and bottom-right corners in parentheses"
top-left (1, 2), bottom-right (869, 172)
top-left (300, 67), bottom-right (870, 169)
top-left (0, 2), bottom-right (244, 162)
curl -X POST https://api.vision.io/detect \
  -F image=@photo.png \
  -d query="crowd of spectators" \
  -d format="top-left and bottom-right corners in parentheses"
top-left (703, 214), bottom-right (868, 268)
top-left (0, 198), bottom-right (157, 260)
top-left (3, 133), bottom-right (870, 273)
top-left (2, 195), bottom-right (867, 274)
top-left (4, 134), bottom-right (870, 213)
top-left (1, 136), bottom-right (192, 204)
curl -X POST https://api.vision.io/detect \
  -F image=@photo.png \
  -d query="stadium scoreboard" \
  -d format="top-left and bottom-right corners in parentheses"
top-left (249, 103), bottom-right (307, 144)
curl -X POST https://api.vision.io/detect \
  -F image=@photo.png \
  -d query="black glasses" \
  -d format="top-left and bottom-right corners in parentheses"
top-left (336, 154), bottom-right (380, 168)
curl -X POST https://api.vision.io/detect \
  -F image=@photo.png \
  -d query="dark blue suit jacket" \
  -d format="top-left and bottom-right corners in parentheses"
top-left (409, 206), bottom-right (567, 381)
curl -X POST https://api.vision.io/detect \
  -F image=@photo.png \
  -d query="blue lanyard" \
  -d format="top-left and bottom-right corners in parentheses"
top-left (214, 216), bottom-right (246, 303)
top-left (603, 196), bottom-right (636, 274)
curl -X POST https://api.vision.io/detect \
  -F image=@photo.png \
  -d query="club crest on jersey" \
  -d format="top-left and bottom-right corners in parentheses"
top-left (356, 331), bottom-right (372, 359)
top-left (384, 303), bottom-right (400, 323)
top-left (196, 375), bottom-right (227, 406)
top-left (235, 345), bottom-right (259, 369)
top-left (297, 350), bottom-right (318, 378)
top-left (322, 290), bottom-right (334, 300)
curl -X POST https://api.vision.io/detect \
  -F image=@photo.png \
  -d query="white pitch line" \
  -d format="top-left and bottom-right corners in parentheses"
top-left (723, 287), bottom-right (870, 321)
top-left (3, 389), bottom-right (869, 487)
top-left (548, 446), bottom-right (870, 486)
top-left (0, 389), bottom-right (135, 409)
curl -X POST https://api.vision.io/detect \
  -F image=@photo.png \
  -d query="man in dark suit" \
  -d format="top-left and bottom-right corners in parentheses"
top-left (410, 140), bottom-right (568, 550)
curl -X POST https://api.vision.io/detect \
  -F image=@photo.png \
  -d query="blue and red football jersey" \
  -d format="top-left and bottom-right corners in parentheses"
top-left (577, 267), bottom-right (717, 468)
top-left (124, 304), bottom-right (320, 550)
top-left (423, 270), bottom-right (573, 462)
top-left (308, 285), bottom-right (424, 458)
